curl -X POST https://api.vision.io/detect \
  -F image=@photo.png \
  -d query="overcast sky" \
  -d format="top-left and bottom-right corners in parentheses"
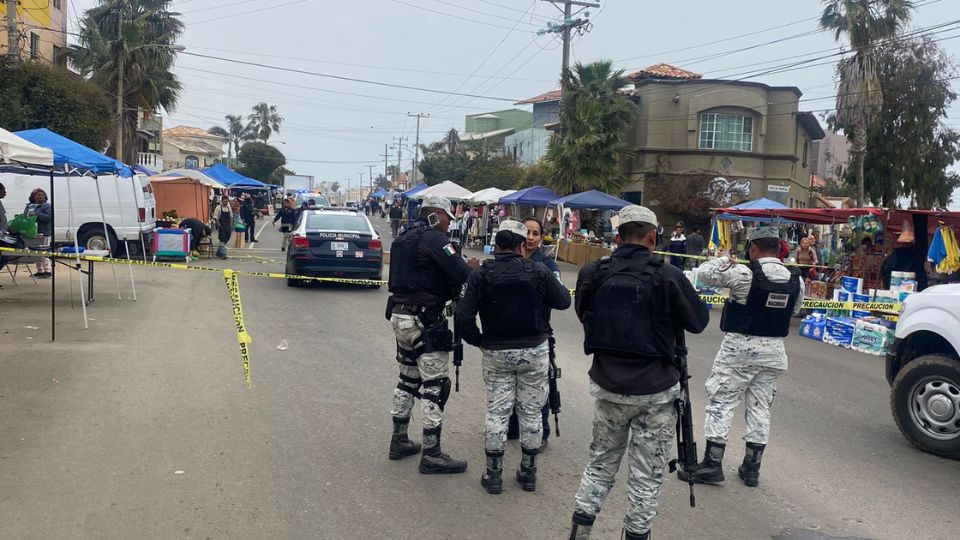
top-left (70, 0), bottom-right (960, 199)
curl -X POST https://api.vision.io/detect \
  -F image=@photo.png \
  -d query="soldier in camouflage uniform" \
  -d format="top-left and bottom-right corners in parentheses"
top-left (678, 227), bottom-right (803, 488)
top-left (571, 206), bottom-right (709, 540)
top-left (456, 220), bottom-right (571, 495)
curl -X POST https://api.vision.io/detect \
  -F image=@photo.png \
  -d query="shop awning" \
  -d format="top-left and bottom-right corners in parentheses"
top-left (499, 185), bottom-right (560, 206)
top-left (550, 189), bottom-right (631, 210)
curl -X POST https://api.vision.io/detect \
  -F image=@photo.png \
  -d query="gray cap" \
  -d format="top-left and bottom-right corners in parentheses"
top-left (746, 226), bottom-right (780, 241)
top-left (618, 205), bottom-right (658, 227)
top-left (497, 219), bottom-right (528, 239)
top-left (421, 195), bottom-right (455, 220)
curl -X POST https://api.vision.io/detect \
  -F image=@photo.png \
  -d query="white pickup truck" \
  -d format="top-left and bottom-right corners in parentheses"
top-left (886, 284), bottom-right (960, 458)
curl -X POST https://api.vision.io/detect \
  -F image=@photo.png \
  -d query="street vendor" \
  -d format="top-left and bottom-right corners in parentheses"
top-left (881, 230), bottom-right (928, 291)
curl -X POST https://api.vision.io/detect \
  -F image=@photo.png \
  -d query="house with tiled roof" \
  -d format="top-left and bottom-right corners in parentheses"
top-left (161, 125), bottom-right (225, 170)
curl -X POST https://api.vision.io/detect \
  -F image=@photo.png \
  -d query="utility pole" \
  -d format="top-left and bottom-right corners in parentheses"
top-left (6, 0), bottom-right (19, 59)
top-left (539, 0), bottom-right (598, 133)
top-left (407, 113), bottom-right (429, 184)
top-left (379, 144), bottom-right (390, 188)
top-left (367, 164), bottom-right (376, 194)
top-left (391, 136), bottom-right (407, 190)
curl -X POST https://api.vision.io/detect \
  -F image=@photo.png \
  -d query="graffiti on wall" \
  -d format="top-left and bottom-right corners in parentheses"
top-left (708, 176), bottom-right (752, 206)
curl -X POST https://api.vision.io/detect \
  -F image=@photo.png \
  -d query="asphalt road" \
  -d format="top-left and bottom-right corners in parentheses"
top-left (1, 215), bottom-right (958, 540)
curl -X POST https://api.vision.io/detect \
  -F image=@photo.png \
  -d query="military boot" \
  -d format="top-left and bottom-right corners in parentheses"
top-left (515, 447), bottom-right (537, 492)
top-left (738, 442), bottom-right (765, 487)
top-left (480, 451), bottom-right (503, 495)
top-left (569, 512), bottom-right (595, 540)
top-left (623, 529), bottom-right (650, 540)
top-left (388, 417), bottom-right (421, 461)
top-left (418, 426), bottom-right (468, 474)
top-left (677, 440), bottom-right (725, 484)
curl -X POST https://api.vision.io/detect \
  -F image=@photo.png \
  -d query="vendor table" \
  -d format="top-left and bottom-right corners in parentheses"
top-left (53, 249), bottom-right (110, 306)
top-left (557, 241), bottom-right (612, 266)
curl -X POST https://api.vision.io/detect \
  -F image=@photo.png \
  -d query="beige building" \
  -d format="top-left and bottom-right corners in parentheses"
top-left (622, 64), bottom-right (825, 216)
top-left (161, 125), bottom-right (224, 170)
top-left (1, 0), bottom-right (68, 64)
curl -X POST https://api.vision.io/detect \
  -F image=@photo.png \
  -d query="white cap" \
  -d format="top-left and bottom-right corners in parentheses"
top-left (618, 205), bottom-right (658, 227)
top-left (497, 219), bottom-right (528, 239)
top-left (421, 195), bottom-right (455, 220)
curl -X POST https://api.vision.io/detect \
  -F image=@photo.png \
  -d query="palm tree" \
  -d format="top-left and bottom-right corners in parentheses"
top-left (69, 0), bottom-right (184, 165)
top-left (544, 60), bottom-right (635, 194)
top-left (248, 102), bottom-right (284, 141)
top-left (819, 0), bottom-right (914, 206)
top-left (208, 114), bottom-right (253, 159)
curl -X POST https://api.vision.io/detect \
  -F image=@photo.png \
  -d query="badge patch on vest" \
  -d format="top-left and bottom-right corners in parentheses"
top-left (765, 292), bottom-right (790, 309)
top-left (442, 244), bottom-right (456, 256)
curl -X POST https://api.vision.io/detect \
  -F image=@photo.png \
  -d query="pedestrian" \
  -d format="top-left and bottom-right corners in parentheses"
top-left (677, 227), bottom-right (803, 489)
top-left (273, 198), bottom-right (299, 251)
top-left (569, 205), bottom-right (709, 540)
top-left (686, 226), bottom-right (705, 268)
top-left (178, 217), bottom-right (212, 256)
top-left (212, 195), bottom-right (233, 259)
top-left (668, 224), bottom-right (686, 270)
top-left (456, 219), bottom-right (571, 495)
top-left (505, 217), bottom-right (561, 450)
top-left (0, 182), bottom-right (7, 232)
top-left (24, 188), bottom-right (53, 277)
top-left (796, 236), bottom-right (818, 266)
top-left (386, 195), bottom-right (480, 474)
top-left (241, 195), bottom-right (257, 243)
top-left (389, 202), bottom-right (403, 237)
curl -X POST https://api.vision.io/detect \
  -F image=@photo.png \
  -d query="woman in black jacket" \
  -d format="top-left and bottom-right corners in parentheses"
top-left (240, 195), bottom-right (257, 243)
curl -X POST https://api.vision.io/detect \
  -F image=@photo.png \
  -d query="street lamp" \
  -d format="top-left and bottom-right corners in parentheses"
top-left (116, 43), bottom-right (186, 163)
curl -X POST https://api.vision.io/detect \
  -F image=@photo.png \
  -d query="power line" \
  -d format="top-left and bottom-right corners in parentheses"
top-left (189, 0), bottom-right (309, 25)
top-left (430, 0), bottom-right (542, 28)
top-left (390, 0), bottom-right (537, 33)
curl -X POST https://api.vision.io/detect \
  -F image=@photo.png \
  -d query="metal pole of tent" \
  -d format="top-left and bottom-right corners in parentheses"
top-left (113, 173), bottom-right (136, 301)
top-left (49, 169), bottom-right (55, 341)
top-left (131, 174), bottom-right (148, 264)
top-left (94, 176), bottom-right (122, 300)
top-left (66, 176), bottom-right (89, 329)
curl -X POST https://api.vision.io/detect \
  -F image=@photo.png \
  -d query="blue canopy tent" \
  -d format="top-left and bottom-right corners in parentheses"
top-left (370, 189), bottom-right (387, 199)
top-left (498, 185), bottom-right (560, 206)
top-left (401, 183), bottom-right (428, 198)
top-left (202, 163), bottom-right (269, 189)
top-left (549, 189), bottom-right (631, 211)
top-left (715, 197), bottom-right (795, 223)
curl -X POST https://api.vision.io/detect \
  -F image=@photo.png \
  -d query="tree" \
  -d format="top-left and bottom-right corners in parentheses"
top-left (373, 174), bottom-right (392, 190)
top-left (544, 60), bottom-right (636, 195)
top-left (646, 171), bottom-right (752, 225)
top-left (271, 166), bottom-right (296, 185)
top-left (69, 0), bottom-right (184, 164)
top-left (330, 181), bottom-right (341, 194)
top-left (209, 114), bottom-right (253, 159)
top-left (464, 154), bottom-right (520, 192)
top-left (819, 0), bottom-right (914, 207)
top-left (0, 60), bottom-right (113, 150)
top-left (514, 161), bottom-right (555, 190)
top-left (418, 152), bottom-right (472, 186)
top-left (248, 102), bottom-right (283, 142)
top-left (237, 142), bottom-right (286, 183)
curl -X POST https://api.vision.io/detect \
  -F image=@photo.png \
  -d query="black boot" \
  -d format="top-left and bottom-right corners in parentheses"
top-left (418, 426), bottom-right (467, 474)
top-left (515, 447), bottom-right (537, 492)
top-left (677, 440), bottom-right (725, 485)
top-left (623, 529), bottom-right (650, 540)
top-left (388, 417), bottom-right (421, 460)
top-left (480, 450), bottom-right (503, 495)
top-left (738, 442), bottom-right (765, 487)
top-left (569, 512), bottom-right (595, 540)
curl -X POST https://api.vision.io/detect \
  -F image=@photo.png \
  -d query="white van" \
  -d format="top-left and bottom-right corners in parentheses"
top-left (0, 172), bottom-right (156, 255)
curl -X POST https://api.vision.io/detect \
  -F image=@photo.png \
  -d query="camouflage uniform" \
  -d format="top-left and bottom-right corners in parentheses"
top-left (390, 313), bottom-right (449, 430)
top-left (573, 382), bottom-right (679, 535)
top-left (482, 341), bottom-right (550, 454)
top-left (696, 256), bottom-right (804, 445)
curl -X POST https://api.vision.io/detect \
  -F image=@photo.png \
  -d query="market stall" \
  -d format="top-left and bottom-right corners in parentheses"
top-left (548, 189), bottom-right (631, 264)
top-left (150, 175), bottom-right (213, 222)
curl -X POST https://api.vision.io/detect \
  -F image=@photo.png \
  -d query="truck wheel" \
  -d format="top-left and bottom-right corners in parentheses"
top-left (78, 228), bottom-right (118, 253)
top-left (891, 354), bottom-right (960, 459)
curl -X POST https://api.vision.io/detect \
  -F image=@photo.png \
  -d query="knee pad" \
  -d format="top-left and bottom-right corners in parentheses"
top-left (422, 377), bottom-right (452, 410)
top-left (396, 373), bottom-right (422, 399)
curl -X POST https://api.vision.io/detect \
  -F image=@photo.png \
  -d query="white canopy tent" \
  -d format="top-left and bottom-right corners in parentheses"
top-left (412, 180), bottom-right (473, 201)
top-left (468, 187), bottom-right (515, 205)
top-left (0, 127), bottom-right (54, 167)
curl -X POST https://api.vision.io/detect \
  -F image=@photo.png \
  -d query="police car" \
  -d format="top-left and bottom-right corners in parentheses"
top-left (285, 208), bottom-right (383, 287)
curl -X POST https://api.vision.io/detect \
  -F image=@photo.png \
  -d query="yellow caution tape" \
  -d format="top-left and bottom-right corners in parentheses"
top-left (223, 269), bottom-right (252, 388)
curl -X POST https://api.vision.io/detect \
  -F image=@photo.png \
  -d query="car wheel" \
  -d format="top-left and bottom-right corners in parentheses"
top-left (891, 354), bottom-right (960, 459)
top-left (78, 228), bottom-right (118, 253)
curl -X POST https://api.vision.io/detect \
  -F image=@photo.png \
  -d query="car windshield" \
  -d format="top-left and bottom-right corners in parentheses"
top-left (296, 194), bottom-right (330, 207)
top-left (306, 213), bottom-right (369, 232)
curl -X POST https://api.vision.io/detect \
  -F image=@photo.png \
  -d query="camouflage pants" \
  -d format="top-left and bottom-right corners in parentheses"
top-left (390, 313), bottom-right (449, 430)
top-left (482, 341), bottom-right (549, 453)
top-left (704, 362), bottom-right (784, 445)
top-left (573, 384), bottom-right (679, 536)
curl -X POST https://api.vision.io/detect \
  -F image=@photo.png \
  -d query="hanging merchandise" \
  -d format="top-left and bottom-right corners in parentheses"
top-left (928, 225), bottom-right (960, 274)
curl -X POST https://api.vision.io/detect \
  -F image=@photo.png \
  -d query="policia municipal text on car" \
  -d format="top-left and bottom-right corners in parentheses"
top-left (385, 195), bottom-right (480, 474)
top-left (455, 219), bottom-right (571, 495)
top-left (568, 205), bottom-right (709, 540)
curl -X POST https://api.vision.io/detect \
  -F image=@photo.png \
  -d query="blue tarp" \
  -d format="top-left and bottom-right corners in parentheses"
top-left (715, 197), bottom-right (794, 223)
top-left (402, 183), bottom-right (428, 197)
top-left (549, 189), bottom-right (631, 211)
top-left (499, 185), bottom-right (560, 206)
top-left (15, 128), bottom-right (131, 176)
top-left (202, 163), bottom-right (268, 188)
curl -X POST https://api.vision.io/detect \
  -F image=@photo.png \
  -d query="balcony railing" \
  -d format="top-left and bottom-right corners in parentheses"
top-left (137, 152), bottom-right (163, 171)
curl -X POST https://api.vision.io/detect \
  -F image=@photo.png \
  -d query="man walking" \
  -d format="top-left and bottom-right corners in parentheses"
top-left (389, 202), bottom-right (403, 237)
top-left (677, 227), bottom-right (802, 487)
top-left (386, 196), bottom-right (479, 474)
top-left (456, 219), bottom-right (571, 495)
top-left (569, 205), bottom-right (709, 540)
top-left (240, 195), bottom-right (257, 243)
top-left (686, 226), bottom-right (705, 268)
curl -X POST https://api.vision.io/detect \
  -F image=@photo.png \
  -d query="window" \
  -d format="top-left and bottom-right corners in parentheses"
top-left (184, 155), bottom-right (199, 169)
top-left (30, 33), bottom-right (40, 59)
top-left (52, 45), bottom-right (64, 66)
top-left (53, 0), bottom-right (61, 10)
top-left (699, 112), bottom-right (754, 152)
top-left (306, 214), bottom-right (368, 232)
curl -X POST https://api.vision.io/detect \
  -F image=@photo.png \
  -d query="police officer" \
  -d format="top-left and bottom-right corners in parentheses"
top-left (456, 219), bottom-right (571, 495)
top-left (677, 226), bottom-right (803, 487)
top-left (569, 205), bottom-right (709, 540)
top-left (505, 217), bottom-right (560, 450)
top-left (386, 195), bottom-right (480, 474)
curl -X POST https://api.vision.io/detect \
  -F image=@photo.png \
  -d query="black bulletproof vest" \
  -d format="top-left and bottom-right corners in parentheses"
top-left (478, 257), bottom-right (545, 340)
top-left (583, 254), bottom-right (673, 360)
top-left (720, 260), bottom-right (801, 338)
top-left (388, 221), bottom-right (449, 300)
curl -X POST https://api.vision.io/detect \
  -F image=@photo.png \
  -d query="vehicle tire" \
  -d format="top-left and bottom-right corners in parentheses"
top-left (890, 354), bottom-right (960, 459)
top-left (78, 228), bottom-right (118, 253)
top-left (287, 278), bottom-right (299, 287)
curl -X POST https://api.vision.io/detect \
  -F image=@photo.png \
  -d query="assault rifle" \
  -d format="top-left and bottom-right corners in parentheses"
top-left (447, 286), bottom-right (465, 392)
top-left (668, 327), bottom-right (698, 508)
top-left (547, 335), bottom-right (561, 436)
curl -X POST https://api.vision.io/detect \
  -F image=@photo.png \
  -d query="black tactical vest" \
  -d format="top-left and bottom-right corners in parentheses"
top-left (720, 260), bottom-right (801, 338)
top-left (388, 221), bottom-right (449, 301)
top-left (583, 254), bottom-right (673, 359)
top-left (478, 257), bottom-right (546, 340)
